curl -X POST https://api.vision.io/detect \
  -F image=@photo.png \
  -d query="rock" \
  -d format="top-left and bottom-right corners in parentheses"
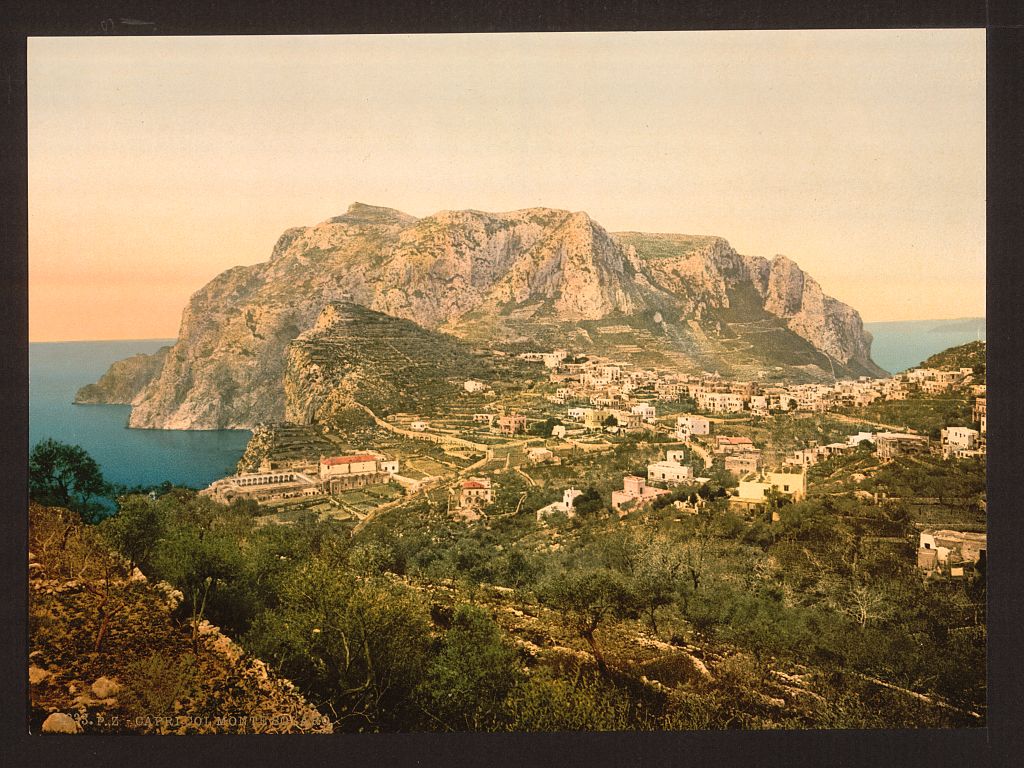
top-left (28, 551), bottom-right (36, 561)
top-left (91, 676), bottom-right (121, 700)
top-left (86, 203), bottom-right (881, 431)
top-left (129, 567), bottom-right (147, 583)
top-left (41, 712), bottom-right (81, 734)
top-left (74, 346), bottom-right (171, 404)
top-left (29, 665), bottom-right (52, 685)
top-left (196, 620), bottom-right (219, 635)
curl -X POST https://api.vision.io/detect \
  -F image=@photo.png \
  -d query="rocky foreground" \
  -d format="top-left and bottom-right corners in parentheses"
top-left (28, 503), bottom-right (331, 734)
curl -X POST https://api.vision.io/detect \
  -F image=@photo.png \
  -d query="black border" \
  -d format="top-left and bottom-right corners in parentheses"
top-left (3, 2), bottom-right (1021, 767)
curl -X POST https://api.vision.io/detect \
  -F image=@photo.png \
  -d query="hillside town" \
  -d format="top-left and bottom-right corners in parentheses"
top-left (200, 344), bottom-right (986, 582)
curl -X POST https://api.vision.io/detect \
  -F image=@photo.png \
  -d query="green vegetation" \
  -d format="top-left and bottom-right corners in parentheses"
top-left (921, 340), bottom-right (986, 378)
top-left (34, 341), bottom-right (986, 732)
top-left (29, 439), bottom-right (110, 523)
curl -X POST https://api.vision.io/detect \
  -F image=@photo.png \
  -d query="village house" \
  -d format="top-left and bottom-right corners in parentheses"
top-left (527, 446), bottom-right (556, 465)
top-left (730, 471), bottom-right (807, 517)
top-left (784, 447), bottom-right (819, 469)
top-left (973, 396), bottom-right (986, 434)
top-left (542, 350), bottom-right (568, 368)
top-left (725, 451), bottom-right (762, 477)
top-left (611, 475), bottom-right (670, 514)
top-left (463, 379), bottom-right (487, 393)
top-left (940, 426), bottom-right (982, 460)
top-left (631, 403), bottom-right (657, 423)
top-left (536, 487), bottom-right (584, 522)
top-left (647, 459), bottom-right (693, 486)
top-left (459, 477), bottom-right (494, 510)
top-left (917, 529), bottom-right (987, 575)
top-left (609, 409), bottom-right (643, 430)
top-left (550, 425), bottom-right (567, 439)
top-left (472, 413), bottom-right (495, 426)
top-left (846, 431), bottom-right (876, 447)
top-left (410, 420), bottom-right (429, 431)
top-left (748, 394), bottom-right (770, 417)
top-left (875, 432), bottom-right (929, 460)
top-left (715, 436), bottom-right (755, 455)
top-left (675, 414), bottom-right (711, 440)
top-left (696, 390), bottom-right (746, 414)
top-left (497, 414), bottom-right (528, 436)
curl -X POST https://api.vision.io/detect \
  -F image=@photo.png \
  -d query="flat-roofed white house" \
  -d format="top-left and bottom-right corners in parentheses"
top-left (675, 414), bottom-right (711, 440)
top-left (631, 403), bottom-right (657, 422)
top-left (940, 426), bottom-right (981, 459)
top-left (527, 447), bottom-right (556, 464)
top-left (536, 487), bottom-right (584, 521)
top-left (464, 379), bottom-right (487, 393)
top-left (647, 460), bottom-right (693, 486)
top-left (918, 529), bottom-right (987, 574)
top-left (731, 471), bottom-right (807, 517)
top-left (410, 420), bottom-right (429, 431)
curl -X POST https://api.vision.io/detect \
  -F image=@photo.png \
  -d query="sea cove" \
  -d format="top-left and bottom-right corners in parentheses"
top-left (29, 340), bottom-right (251, 490)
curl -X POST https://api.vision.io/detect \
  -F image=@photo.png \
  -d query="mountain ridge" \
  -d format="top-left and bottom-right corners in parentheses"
top-left (80, 203), bottom-right (884, 429)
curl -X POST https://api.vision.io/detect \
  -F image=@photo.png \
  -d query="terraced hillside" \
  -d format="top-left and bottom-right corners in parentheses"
top-left (284, 302), bottom-right (537, 424)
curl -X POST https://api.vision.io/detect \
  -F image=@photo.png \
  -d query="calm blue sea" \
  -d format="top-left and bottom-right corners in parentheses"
top-left (29, 340), bottom-right (251, 490)
top-left (864, 318), bottom-right (986, 375)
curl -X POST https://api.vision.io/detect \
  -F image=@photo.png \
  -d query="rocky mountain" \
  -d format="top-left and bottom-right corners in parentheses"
top-left (89, 203), bottom-right (883, 430)
top-left (74, 346), bottom-right (171, 405)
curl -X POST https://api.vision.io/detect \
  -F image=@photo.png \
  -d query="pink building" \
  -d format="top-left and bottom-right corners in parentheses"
top-left (611, 475), bottom-right (670, 514)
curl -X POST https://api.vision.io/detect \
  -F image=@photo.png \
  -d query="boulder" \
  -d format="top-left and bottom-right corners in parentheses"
top-left (41, 712), bottom-right (81, 734)
top-left (91, 676), bottom-right (121, 700)
top-left (28, 665), bottom-right (52, 685)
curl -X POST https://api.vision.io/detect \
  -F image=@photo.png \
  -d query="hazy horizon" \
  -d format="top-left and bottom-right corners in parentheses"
top-left (29, 31), bottom-right (985, 342)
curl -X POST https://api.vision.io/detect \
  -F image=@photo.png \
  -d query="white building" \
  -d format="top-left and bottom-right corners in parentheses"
top-left (846, 431), bottom-right (876, 447)
top-left (696, 391), bottom-right (745, 414)
top-left (527, 447), bottom-right (556, 464)
top-left (675, 415), bottom-right (711, 440)
top-left (410, 420), bottom-right (429, 431)
top-left (647, 460), bottom-right (693, 486)
top-left (731, 471), bottom-right (807, 518)
top-left (464, 379), bottom-right (487, 393)
top-left (536, 487), bottom-right (584, 521)
top-left (631, 403), bottom-right (657, 423)
top-left (940, 426), bottom-right (981, 460)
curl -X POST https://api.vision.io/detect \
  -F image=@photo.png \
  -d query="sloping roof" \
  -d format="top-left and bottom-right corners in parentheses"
top-left (462, 481), bottom-right (487, 489)
top-left (321, 455), bottom-right (378, 466)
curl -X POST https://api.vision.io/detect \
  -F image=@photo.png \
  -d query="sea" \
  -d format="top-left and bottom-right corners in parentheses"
top-left (29, 340), bottom-right (251, 491)
top-left (863, 317), bottom-right (986, 375)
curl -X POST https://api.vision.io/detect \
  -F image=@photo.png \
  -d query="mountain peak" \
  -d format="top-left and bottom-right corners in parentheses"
top-left (329, 202), bottom-right (418, 227)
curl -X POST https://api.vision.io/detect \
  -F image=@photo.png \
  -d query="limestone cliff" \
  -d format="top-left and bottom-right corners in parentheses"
top-left (89, 202), bottom-right (882, 429)
top-left (73, 346), bottom-right (171, 405)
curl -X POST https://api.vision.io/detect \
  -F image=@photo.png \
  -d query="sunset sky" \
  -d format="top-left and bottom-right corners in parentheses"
top-left (28, 30), bottom-right (985, 342)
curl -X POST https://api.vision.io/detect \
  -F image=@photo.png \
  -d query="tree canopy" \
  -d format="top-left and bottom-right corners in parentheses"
top-left (29, 439), bottom-right (109, 522)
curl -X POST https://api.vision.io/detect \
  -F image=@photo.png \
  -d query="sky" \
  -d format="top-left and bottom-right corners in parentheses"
top-left (28, 30), bottom-right (985, 342)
